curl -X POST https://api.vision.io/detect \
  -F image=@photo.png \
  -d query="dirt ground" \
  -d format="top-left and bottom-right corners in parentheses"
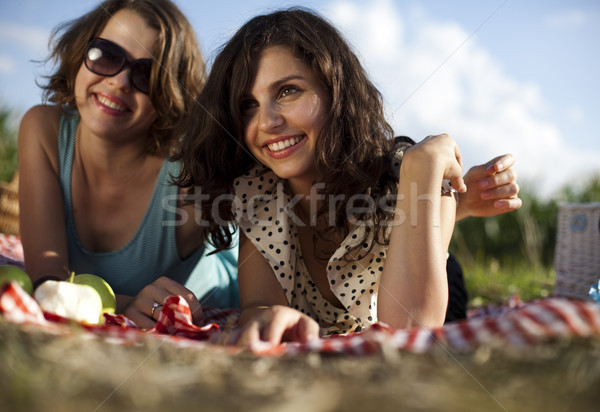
top-left (1, 319), bottom-right (600, 412)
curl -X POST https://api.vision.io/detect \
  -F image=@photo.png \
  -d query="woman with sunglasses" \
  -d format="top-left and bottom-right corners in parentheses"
top-left (17, 0), bottom-right (238, 328)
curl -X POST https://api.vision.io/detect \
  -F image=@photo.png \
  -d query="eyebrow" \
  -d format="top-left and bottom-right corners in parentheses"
top-left (269, 74), bottom-right (305, 88)
top-left (243, 74), bottom-right (307, 99)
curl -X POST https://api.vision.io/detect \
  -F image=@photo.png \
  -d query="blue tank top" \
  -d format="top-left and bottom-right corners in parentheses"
top-left (58, 114), bottom-right (238, 307)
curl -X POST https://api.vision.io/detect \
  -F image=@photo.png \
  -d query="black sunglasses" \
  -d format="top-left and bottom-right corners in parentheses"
top-left (84, 37), bottom-right (153, 95)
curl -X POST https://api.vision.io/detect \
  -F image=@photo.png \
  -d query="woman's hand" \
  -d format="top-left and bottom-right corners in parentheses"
top-left (235, 305), bottom-right (320, 347)
top-left (403, 134), bottom-right (467, 193)
top-left (457, 154), bottom-right (522, 221)
top-left (123, 276), bottom-right (203, 329)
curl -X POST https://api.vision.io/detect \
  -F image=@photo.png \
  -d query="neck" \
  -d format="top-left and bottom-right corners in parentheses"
top-left (76, 123), bottom-right (159, 183)
top-left (287, 176), bottom-right (325, 228)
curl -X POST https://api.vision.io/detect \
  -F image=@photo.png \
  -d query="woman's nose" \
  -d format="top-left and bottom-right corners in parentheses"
top-left (107, 67), bottom-right (132, 93)
top-left (257, 102), bottom-right (284, 131)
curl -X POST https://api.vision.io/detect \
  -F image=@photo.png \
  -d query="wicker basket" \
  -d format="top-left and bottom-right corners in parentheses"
top-left (0, 172), bottom-right (19, 236)
top-left (554, 203), bottom-right (600, 300)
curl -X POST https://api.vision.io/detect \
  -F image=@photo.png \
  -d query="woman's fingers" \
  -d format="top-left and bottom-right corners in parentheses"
top-left (123, 295), bottom-right (159, 329)
top-left (452, 142), bottom-right (467, 192)
top-left (291, 315), bottom-right (321, 343)
top-left (237, 319), bottom-right (262, 346)
top-left (122, 276), bottom-right (204, 328)
top-left (494, 196), bottom-right (523, 211)
top-left (235, 306), bottom-right (320, 347)
top-left (466, 154), bottom-right (516, 185)
top-left (154, 277), bottom-right (204, 324)
top-left (479, 166), bottom-right (517, 191)
top-left (481, 180), bottom-right (520, 200)
top-left (484, 153), bottom-right (516, 175)
top-left (262, 308), bottom-right (320, 344)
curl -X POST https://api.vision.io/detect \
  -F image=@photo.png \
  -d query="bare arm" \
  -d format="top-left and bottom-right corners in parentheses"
top-left (18, 105), bottom-right (70, 282)
top-left (378, 134), bottom-right (464, 329)
top-left (237, 231), bottom-right (288, 325)
top-left (235, 232), bottom-right (319, 345)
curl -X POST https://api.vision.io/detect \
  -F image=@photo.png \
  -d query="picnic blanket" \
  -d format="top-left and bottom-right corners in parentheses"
top-left (0, 233), bottom-right (24, 268)
top-left (2, 233), bottom-right (600, 356)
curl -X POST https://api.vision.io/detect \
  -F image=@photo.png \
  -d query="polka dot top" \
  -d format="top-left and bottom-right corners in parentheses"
top-left (233, 163), bottom-right (400, 335)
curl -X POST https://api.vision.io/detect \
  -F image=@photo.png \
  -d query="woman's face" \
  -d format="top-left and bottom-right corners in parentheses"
top-left (74, 9), bottom-right (158, 143)
top-left (241, 46), bottom-right (330, 186)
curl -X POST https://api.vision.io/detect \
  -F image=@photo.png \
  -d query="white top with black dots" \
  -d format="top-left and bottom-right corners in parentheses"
top-left (233, 165), bottom-right (391, 335)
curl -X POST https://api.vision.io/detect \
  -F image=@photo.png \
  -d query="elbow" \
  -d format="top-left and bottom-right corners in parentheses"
top-left (387, 313), bottom-right (445, 330)
top-left (378, 298), bottom-right (448, 330)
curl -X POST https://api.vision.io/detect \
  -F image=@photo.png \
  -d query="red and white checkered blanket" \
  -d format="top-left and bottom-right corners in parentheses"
top-left (2, 233), bottom-right (600, 355)
top-left (0, 233), bottom-right (24, 268)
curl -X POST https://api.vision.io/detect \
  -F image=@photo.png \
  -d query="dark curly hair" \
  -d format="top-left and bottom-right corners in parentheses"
top-left (177, 8), bottom-right (409, 254)
top-left (40, 0), bottom-right (205, 156)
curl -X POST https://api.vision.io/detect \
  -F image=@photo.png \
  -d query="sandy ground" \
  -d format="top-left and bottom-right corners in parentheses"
top-left (1, 319), bottom-right (600, 412)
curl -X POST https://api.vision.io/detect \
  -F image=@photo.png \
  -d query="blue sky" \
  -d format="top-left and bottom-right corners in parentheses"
top-left (1, 0), bottom-right (598, 196)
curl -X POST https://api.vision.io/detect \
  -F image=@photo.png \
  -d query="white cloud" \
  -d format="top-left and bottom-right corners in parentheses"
top-left (0, 55), bottom-right (16, 73)
top-left (567, 106), bottom-right (584, 124)
top-left (0, 22), bottom-right (48, 56)
top-left (543, 10), bottom-right (587, 29)
top-left (327, 0), bottom-right (600, 196)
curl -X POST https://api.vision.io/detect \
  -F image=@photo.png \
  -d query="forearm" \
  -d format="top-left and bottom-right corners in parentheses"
top-left (378, 162), bottom-right (455, 329)
top-left (237, 232), bottom-right (288, 327)
top-left (18, 106), bottom-right (69, 281)
top-left (20, 217), bottom-right (71, 281)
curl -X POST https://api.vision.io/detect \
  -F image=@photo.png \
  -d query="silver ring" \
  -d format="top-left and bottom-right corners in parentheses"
top-left (151, 302), bottom-right (162, 317)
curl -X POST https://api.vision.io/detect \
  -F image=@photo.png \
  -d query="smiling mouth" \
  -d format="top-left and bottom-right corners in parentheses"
top-left (96, 95), bottom-right (127, 112)
top-left (267, 136), bottom-right (304, 152)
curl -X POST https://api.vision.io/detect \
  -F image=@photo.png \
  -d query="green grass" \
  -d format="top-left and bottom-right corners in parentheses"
top-left (0, 142), bottom-right (18, 183)
top-left (0, 106), bottom-right (19, 183)
top-left (463, 259), bottom-right (555, 307)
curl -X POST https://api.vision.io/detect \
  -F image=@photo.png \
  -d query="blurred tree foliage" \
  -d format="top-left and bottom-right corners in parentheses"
top-left (560, 175), bottom-right (600, 203)
top-left (0, 106), bottom-right (19, 183)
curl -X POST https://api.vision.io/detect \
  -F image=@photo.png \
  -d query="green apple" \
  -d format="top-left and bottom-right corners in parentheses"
top-left (0, 265), bottom-right (34, 295)
top-left (34, 279), bottom-right (103, 324)
top-left (72, 274), bottom-right (117, 314)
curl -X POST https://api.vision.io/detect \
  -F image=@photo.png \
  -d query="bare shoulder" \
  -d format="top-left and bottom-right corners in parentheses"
top-left (20, 105), bottom-right (61, 137)
top-left (18, 105), bottom-right (63, 171)
top-left (20, 105), bottom-right (62, 145)
top-left (21, 104), bottom-right (61, 123)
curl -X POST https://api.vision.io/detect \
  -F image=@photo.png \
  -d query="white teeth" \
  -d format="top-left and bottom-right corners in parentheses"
top-left (268, 136), bottom-right (303, 152)
top-left (97, 95), bottom-right (127, 112)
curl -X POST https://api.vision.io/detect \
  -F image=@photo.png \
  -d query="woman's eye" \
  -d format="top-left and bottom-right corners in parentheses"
top-left (240, 100), bottom-right (258, 114)
top-left (280, 86), bottom-right (298, 98)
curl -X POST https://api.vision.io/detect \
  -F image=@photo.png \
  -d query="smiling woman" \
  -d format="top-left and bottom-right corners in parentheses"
top-left (241, 45), bottom-right (329, 184)
top-left (16, 0), bottom-right (238, 330)
top-left (176, 8), bottom-right (524, 346)
top-left (73, 9), bottom-right (158, 146)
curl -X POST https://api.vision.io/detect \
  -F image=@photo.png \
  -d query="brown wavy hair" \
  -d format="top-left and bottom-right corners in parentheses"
top-left (178, 8), bottom-right (404, 253)
top-left (40, 0), bottom-right (205, 156)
